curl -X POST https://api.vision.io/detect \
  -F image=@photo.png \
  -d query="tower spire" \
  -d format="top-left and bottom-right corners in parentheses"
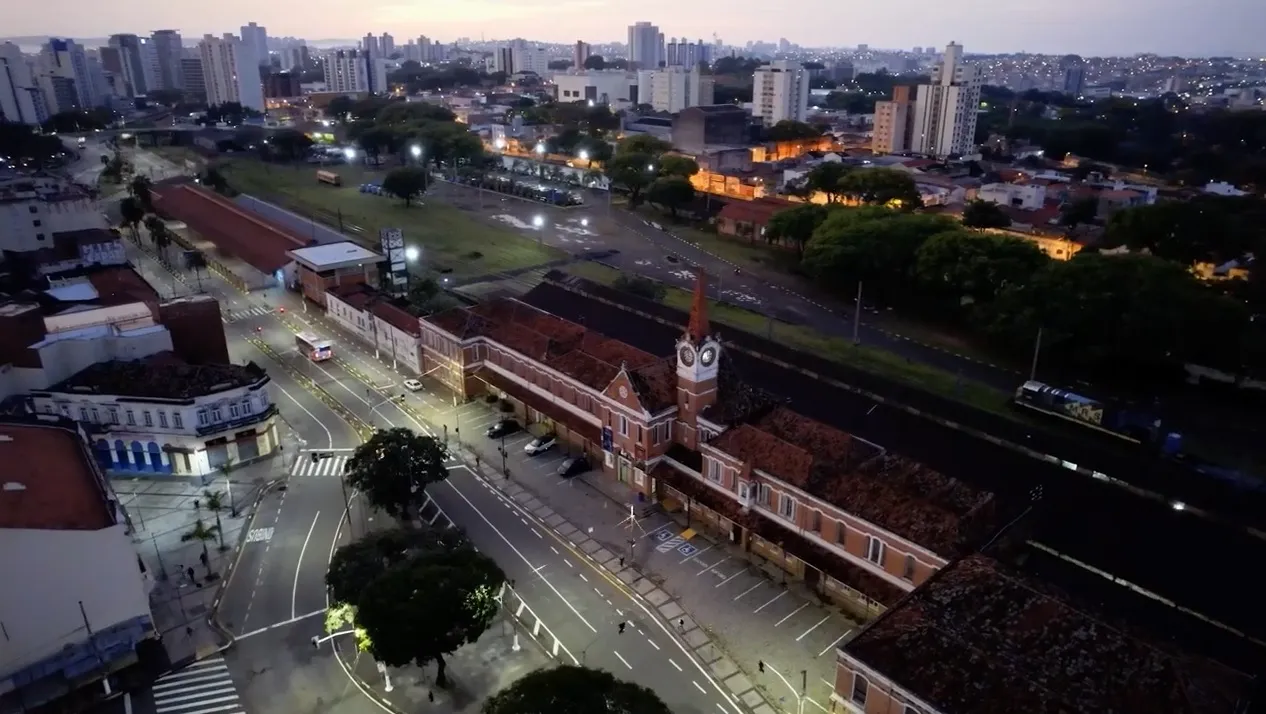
top-left (686, 268), bottom-right (708, 342)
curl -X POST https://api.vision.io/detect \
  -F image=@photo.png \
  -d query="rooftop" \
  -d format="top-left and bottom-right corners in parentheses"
top-left (0, 418), bottom-right (114, 531)
top-left (152, 182), bottom-right (308, 274)
top-left (287, 240), bottom-right (385, 270)
top-left (843, 552), bottom-right (1261, 714)
top-left (718, 197), bottom-right (797, 225)
top-left (45, 352), bottom-right (268, 401)
top-left (327, 283), bottom-right (423, 337)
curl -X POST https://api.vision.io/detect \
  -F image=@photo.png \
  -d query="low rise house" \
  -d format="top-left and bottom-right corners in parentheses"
top-left (325, 283), bottom-right (424, 374)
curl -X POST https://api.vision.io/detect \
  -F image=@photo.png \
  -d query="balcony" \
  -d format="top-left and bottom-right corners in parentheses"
top-left (195, 403), bottom-right (278, 437)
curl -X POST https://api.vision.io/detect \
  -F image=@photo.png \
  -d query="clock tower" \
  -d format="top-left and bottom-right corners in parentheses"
top-left (676, 269), bottom-right (721, 446)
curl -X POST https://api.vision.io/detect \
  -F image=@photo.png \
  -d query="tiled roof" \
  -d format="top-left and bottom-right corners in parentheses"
top-left (710, 407), bottom-right (994, 556)
top-left (152, 183), bottom-right (308, 274)
top-left (0, 419), bottom-right (114, 531)
top-left (328, 283), bottom-right (422, 336)
top-left (717, 197), bottom-right (797, 225)
top-left (843, 553), bottom-right (1258, 714)
top-left (45, 352), bottom-right (268, 400)
top-left (85, 266), bottom-right (161, 306)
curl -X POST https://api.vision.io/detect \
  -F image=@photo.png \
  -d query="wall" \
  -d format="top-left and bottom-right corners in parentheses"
top-left (833, 653), bottom-right (933, 714)
top-left (0, 524), bottom-right (150, 675)
top-left (34, 325), bottom-right (174, 388)
top-left (0, 197), bottom-right (104, 253)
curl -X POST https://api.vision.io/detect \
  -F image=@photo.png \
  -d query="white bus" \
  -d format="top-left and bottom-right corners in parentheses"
top-left (296, 331), bottom-right (333, 362)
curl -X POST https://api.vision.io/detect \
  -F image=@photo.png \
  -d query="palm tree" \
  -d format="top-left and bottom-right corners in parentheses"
top-left (130, 175), bottom-right (153, 210)
top-left (181, 519), bottom-right (220, 576)
top-left (200, 490), bottom-right (228, 550)
top-left (119, 197), bottom-right (145, 243)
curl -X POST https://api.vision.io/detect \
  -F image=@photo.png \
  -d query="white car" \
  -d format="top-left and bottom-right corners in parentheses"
top-left (403, 379), bottom-right (423, 391)
top-left (524, 435), bottom-right (557, 456)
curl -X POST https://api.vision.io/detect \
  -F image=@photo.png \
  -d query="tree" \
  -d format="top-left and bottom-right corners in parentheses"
top-left (327, 527), bottom-right (465, 605)
top-left (325, 96), bottom-right (356, 122)
top-left (616, 135), bottom-right (671, 157)
top-left (120, 197), bottom-right (145, 241)
top-left (802, 161), bottom-right (851, 203)
top-left (612, 274), bottom-right (667, 302)
top-left (655, 154), bottom-right (699, 179)
top-left (200, 490), bottom-right (228, 549)
top-left (961, 199), bottom-right (1012, 229)
top-left (181, 519), bottom-right (219, 577)
top-left (645, 177), bottom-right (695, 218)
top-left (914, 231), bottom-right (1049, 307)
top-left (268, 129), bottom-right (314, 161)
top-left (802, 210), bottom-right (957, 295)
top-left (604, 152), bottom-right (656, 204)
top-left (838, 167), bottom-right (922, 208)
top-left (583, 55), bottom-right (606, 70)
top-left (381, 167), bottom-right (430, 207)
top-left (765, 203), bottom-right (831, 255)
top-left (767, 120), bottom-right (822, 142)
top-left (343, 427), bottom-right (449, 519)
top-left (482, 665), bottom-right (672, 714)
top-left (129, 175), bottom-right (153, 211)
top-left (354, 530), bottom-right (505, 689)
top-left (1059, 197), bottom-right (1100, 227)
top-left (1103, 195), bottom-right (1265, 266)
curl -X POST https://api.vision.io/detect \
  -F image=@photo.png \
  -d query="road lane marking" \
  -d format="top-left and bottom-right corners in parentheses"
top-left (292, 511), bottom-right (321, 619)
top-left (270, 382), bottom-right (334, 449)
top-left (692, 681), bottom-right (707, 694)
top-left (734, 583), bottom-right (763, 601)
top-left (753, 591), bottom-right (786, 613)
top-left (613, 650), bottom-right (632, 670)
top-left (565, 560), bottom-right (574, 567)
top-left (647, 639), bottom-right (660, 650)
top-left (669, 659), bottom-right (683, 671)
top-left (442, 479), bottom-right (597, 632)
top-left (578, 573), bottom-right (588, 582)
top-left (818, 630), bottom-right (853, 657)
top-left (237, 608), bottom-right (328, 639)
top-left (797, 615), bottom-right (831, 641)
top-left (532, 528), bottom-right (543, 538)
top-left (775, 603), bottom-right (809, 626)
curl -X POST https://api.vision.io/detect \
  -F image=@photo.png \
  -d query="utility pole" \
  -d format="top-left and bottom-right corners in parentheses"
top-left (852, 281), bottom-right (863, 344)
top-left (1029, 326), bottom-right (1043, 381)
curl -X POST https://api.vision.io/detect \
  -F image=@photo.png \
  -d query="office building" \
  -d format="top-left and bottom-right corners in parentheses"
top-left (180, 56), bottom-right (206, 99)
top-left (627, 21), bottom-right (662, 69)
top-left (1060, 54), bottom-right (1085, 96)
top-left (240, 22), bottom-right (270, 66)
top-left (909, 42), bottom-right (982, 157)
top-left (671, 104), bottom-right (751, 154)
top-left (637, 66), bottom-right (714, 113)
top-left (321, 49), bottom-right (370, 93)
top-left (40, 38), bottom-right (98, 112)
top-left (279, 45), bottom-right (310, 72)
top-left (573, 41), bottom-right (591, 69)
top-left (198, 33), bottom-right (264, 112)
top-left (106, 34), bottom-right (148, 97)
top-left (151, 30), bottom-right (184, 91)
top-left (871, 84), bottom-right (914, 154)
top-left (665, 38), bottom-right (711, 69)
top-left (0, 42), bottom-right (46, 125)
top-left (751, 59), bottom-right (809, 125)
top-left (491, 46), bottom-right (514, 75)
top-left (263, 70), bottom-right (300, 98)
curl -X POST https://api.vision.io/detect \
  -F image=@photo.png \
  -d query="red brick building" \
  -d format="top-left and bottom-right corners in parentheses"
top-left (419, 272), bottom-right (997, 618)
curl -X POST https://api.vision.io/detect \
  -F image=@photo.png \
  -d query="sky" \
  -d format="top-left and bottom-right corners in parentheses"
top-left (6, 0), bottom-right (1266, 57)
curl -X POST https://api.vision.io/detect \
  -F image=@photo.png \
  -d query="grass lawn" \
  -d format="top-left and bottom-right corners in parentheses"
top-left (150, 145), bottom-right (206, 168)
top-left (218, 159), bottom-right (566, 281)
top-left (562, 261), bottom-right (1014, 417)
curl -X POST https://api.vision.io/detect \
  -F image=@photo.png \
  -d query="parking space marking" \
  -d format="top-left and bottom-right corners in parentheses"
top-left (733, 583), bottom-right (763, 601)
top-left (797, 615), bottom-right (831, 641)
top-left (642, 523), bottom-right (674, 540)
top-left (679, 544), bottom-right (713, 564)
top-left (818, 630), bottom-right (853, 657)
top-left (774, 603), bottom-right (809, 627)
top-left (715, 571), bottom-right (744, 588)
top-left (753, 591), bottom-right (787, 613)
top-left (697, 557), bottom-right (729, 577)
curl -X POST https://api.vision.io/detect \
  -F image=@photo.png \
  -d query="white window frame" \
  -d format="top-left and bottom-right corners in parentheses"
top-left (779, 493), bottom-right (796, 520)
top-left (158, 411), bottom-right (169, 428)
top-left (125, 410), bottom-right (135, 426)
top-left (173, 412), bottom-right (184, 429)
top-left (866, 535), bottom-right (886, 565)
top-left (229, 403), bottom-right (240, 419)
top-left (757, 483), bottom-right (771, 507)
top-left (211, 407), bottom-right (223, 422)
top-left (143, 411), bottom-right (153, 427)
top-left (706, 458), bottom-right (723, 484)
top-left (79, 407), bottom-right (89, 422)
top-left (197, 409), bottom-right (209, 426)
top-left (851, 673), bottom-right (869, 706)
top-left (108, 409), bottom-right (119, 424)
top-left (618, 414), bottom-right (629, 437)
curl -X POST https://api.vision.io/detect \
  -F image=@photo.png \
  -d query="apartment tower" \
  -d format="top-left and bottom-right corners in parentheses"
top-left (909, 42), bottom-right (982, 157)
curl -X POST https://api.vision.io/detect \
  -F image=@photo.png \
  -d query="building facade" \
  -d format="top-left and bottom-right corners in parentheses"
top-left (671, 105), bottom-right (752, 154)
top-left (555, 70), bottom-right (635, 105)
top-left (752, 60), bottom-right (810, 126)
top-left (325, 284), bottom-right (423, 374)
top-left (30, 356), bottom-right (279, 475)
top-left (240, 23), bottom-right (270, 66)
top-left (909, 42), bottom-right (981, 158)
top-left (871, 85), bottom-right (913, 154)
top-left (198, 33), bottom-right (264, 112)
top-left (0, 42), bottom-right (46, 125)
top-left (627, 21), bottom-right (662, 69)
top-left (572, 41), bottom-right (591, 69)
top-left (150, 30), bottom-right (184, 92)
top-left (1060, 54), bottom-right (1085, 96)
top-left (637, 66), bottom-right (714, 114)
top-left (41, 38), bottom-right (97, 111)
top-left (321, 49), bottom-right (371, 94)
top-left (180, 57), bottom-right (206, 99)
top-left (107, 34), bottom-right (148, 97)
top-left (286, 241), bottom-right (386, 308)
top-left (0, 174), bottom-right (105, 253)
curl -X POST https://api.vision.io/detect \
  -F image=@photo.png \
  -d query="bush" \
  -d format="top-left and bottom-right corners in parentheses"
top-left (613, 274), bottom-right (667, 302)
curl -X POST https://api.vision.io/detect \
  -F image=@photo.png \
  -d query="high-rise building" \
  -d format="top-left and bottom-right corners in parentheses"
top-left (909, 42), bottom-right (982, 157)
top-left (491, 47), bottom-right (513, 75)
top-left (151, 30), bottom-right (184, 91)
top-left (380, 33), bottom-right (395, 57)
top-left (1060, 54), bottom-right (1085, 96)
top-left (872, 85), bottom-right (914, 154)
top-left (573, 41), bottom-right (591, 70)
top-left (180, 56), bottom-right (206, 99)
top-left (40, 38), bottom-right (98, 111)
top-left (107, 34), bottom-right (148, 97)
top-left (198, 33), bottom-right (264, 112)
top-left (361, 33), bottom-right (380, 59)
top-left (0, 42), bottom-right (46, 125)
top-left (494, 39), bottom-right (545, 76)
top-left (751, 60), bottom-right (809, 126)
top-left (636, 65), bottom-right (713, 113)
top-left (240, 23), bottom-right (270, 66)
top-left (321, 49), bottom-right (370, 93)
top-left (665, 38), bottom-right (712, 69)
top-left (627, 22), bottom-right (661, 70)
top-left (417, 36), bottom-right (433, 63)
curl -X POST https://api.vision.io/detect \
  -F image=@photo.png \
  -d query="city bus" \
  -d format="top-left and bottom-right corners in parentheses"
top-left (296, 331), bottom-right (333, 362)
top-left (316, 169), bottom-right (342, 186)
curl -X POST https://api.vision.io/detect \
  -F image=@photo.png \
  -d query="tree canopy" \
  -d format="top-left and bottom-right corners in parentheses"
top-left (1103, 195), bottom-right (1266, 267)
top-left (482, 665), bottom-right (672, 714)
top-left (645, 177), bottom-right (695, 218)
top-left (381, 167), bottom-right (430, 206)
top-left (765, 203), bottom-right (832, 256)
top-left (343, 427), bottom-right (449, 519)
top-left (961, 199), bottom-right (1012, 229)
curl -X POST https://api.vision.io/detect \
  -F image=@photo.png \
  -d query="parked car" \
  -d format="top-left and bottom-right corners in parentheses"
top-left (486, 419), bottom-right (521, 439)
top-left (556, 456), bottom-right (589, 478)
top-left (403, 379), bottom-right (423, 391)
top-left (524, 434), bottom-right (557, 456)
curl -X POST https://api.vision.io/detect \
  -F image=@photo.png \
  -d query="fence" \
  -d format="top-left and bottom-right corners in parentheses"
top-left (497, 583), bottom-right (577, 665)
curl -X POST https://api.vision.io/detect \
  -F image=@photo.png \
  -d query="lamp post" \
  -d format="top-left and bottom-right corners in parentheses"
top-left (532, 214), bottom-right (545, 245)
top-left (410, 144), bottom-right (422, 164)
top-left (766, 666), bottom-right (807, 714)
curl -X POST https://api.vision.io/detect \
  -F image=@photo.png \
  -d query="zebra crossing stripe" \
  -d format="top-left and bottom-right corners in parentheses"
top-left (290, 455), bottom-right (348, 477)
top-left (656, 536), bottom-right (686, 554)
top-left (152, 657), bottom-right (244, 714)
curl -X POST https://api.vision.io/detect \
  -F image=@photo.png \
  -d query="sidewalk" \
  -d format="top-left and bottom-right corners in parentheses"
top-left (117, 449), bottom-right (293, 667)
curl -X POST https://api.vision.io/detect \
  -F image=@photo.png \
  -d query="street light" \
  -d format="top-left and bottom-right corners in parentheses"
top-left (578, 149), bottom-right (590, 161)
top-left (405, 246), bottom-right (420, 262)
top-left (410, 144), bottom-right (422, 159)
top-left (647, 163), bottom-right (655, 171)
top-left (343, 147), bottom-right (357, 161)
top-left (494, 138), bottom-right (506, 151)
top-left (532, 215), bottom-right (544, 228)
top-left (535, 142), bottom-right (546, 156)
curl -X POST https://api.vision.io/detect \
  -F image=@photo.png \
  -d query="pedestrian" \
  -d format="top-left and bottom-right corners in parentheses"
top-left (200, 551), bottom-right (209, 568)
top-left (427, 692), bottom-right (434, 703)
top-left (618, 622), bottom-right (626, 634)
top-left (678, 618), bottom-right (685, 632)
top-left (186, 566), bottom-right (195, 582)
top-left (185, 626), bottom-right (194, 638)
top-left (475, 455), bottom-right (480, 470)
top-left (758, 660), bottom-right (765, 673)
top-left (619, 556), bottom-right (625, 567)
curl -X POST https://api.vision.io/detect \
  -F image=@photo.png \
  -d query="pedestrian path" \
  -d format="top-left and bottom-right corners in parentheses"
top-left (290, 454), bottom-right (349, 477)
top-left (221, 305), bottom-right (272, 324)
top-left (152, 656), bottom-right (244, 714)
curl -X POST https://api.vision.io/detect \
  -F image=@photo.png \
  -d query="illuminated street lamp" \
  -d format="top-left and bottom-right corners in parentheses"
top-left (578, 149), bottom-right (589, 161)
top-left (405, 246), bottom-right (420, 261)
top-left (532, 215), bottom-right (544, 228)
top-left (343, 147), bottom-right (357, 161)
top-left (647, 163), bottom-right (655, 171)
top-left (410, 144), bottom-right (422, 159)
top-left (493, 138), bottom-right (506, 151)
top-left (535, 142), bottom-right (546, 156)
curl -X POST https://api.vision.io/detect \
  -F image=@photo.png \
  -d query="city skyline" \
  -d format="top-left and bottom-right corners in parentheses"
top-left (4, 0), bottom-right (1265, 57)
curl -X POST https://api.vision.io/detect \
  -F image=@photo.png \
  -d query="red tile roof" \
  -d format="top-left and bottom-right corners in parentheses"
top-left (328, 283), bottom-right (422, 337)
top-left (152, 183), bottom-right (308, 274)
top-left (85, 266), bottom-right (161, 306)
top-left (717, 197), bottom-right (797, 226)
top-left (710, 406), bottom-right (994, 556)
top-left (0, 420), bottom-right (114, 530)
top-left (844, 553), bottom-right (1257, 714)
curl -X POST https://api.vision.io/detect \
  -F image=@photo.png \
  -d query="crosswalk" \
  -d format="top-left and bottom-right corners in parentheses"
top-left (221, 305), bottom-right (272, 324)
top-left (151, 656), bottom-right (244, 714)
top-left (290, 454), bottom-right (350, 478)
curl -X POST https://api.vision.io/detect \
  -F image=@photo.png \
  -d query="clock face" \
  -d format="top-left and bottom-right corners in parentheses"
top-left (700, 347), bottom-right (717, 366)
top-left (678, 345), bottom-right (695, 366)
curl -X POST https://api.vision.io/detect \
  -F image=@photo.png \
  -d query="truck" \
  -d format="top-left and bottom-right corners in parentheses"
top-left (1012, 380), bottom-right (1159, 443)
